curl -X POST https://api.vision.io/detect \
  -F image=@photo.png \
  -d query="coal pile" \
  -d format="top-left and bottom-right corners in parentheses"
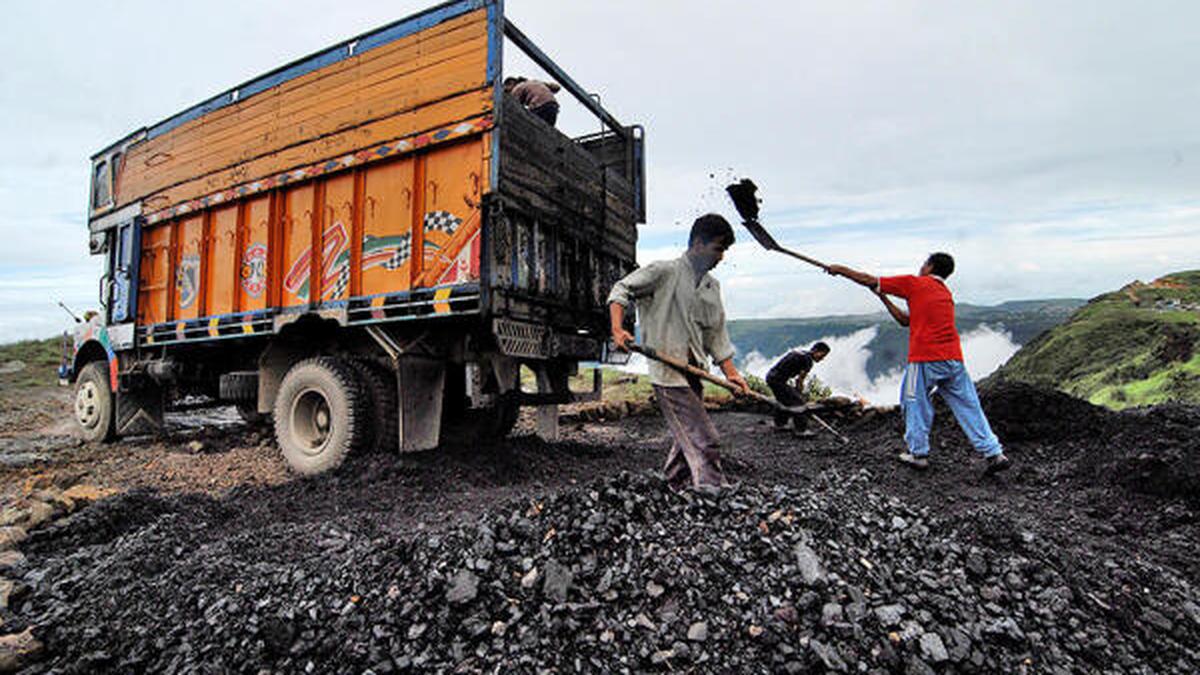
top-left (15, 471), bottom-right (1200, 673)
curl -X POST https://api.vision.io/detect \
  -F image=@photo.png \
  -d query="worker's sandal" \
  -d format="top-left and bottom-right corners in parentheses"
top-left (896, 452), bottom-right (929, 470)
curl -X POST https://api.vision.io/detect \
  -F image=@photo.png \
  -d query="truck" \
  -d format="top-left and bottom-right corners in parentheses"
top-left (69, 0), bottom-right (644, 474)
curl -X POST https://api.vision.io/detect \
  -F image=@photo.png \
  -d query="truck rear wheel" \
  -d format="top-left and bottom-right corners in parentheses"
top-left (346, 358), bottom-right (398, 453)
top-left (75, 361), bottom-right (116, 443)
top-left (273, 357), bottom-right (365, 475)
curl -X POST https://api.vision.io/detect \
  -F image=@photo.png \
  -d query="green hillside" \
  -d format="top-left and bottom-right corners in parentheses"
top-left (989, 271), bottom-right (1200, 409)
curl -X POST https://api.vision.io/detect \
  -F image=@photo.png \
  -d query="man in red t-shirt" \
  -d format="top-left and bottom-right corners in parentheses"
top-left (826, 253), bottom-right (1010, 475)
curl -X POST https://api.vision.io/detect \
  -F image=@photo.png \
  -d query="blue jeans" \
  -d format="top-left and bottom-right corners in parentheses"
top-left (900, 360), bottom-right (1002, 458)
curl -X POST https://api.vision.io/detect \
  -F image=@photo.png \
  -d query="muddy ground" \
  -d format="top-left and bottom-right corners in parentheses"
top-left (0, 382), bottom-right (1197, 672)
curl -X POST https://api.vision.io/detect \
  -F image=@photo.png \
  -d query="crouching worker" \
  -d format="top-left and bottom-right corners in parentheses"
top-left (765, 342), bottom-right (830, 438)
top-left (608, 214), bottom-right (750, 491)
top-left (826, 253), bottom-right (1011, 475)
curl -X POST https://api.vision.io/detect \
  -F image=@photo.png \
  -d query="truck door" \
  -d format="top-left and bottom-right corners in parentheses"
top-left (108, 220), bottom-right (141, 324)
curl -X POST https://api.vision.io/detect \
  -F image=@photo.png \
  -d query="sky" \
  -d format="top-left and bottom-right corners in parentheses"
top-left (2, 0), bottom-right (1199, 342)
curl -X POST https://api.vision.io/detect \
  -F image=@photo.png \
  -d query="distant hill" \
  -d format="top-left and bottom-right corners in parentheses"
top-left (988, 271), bottom-right (1200, 409)
top-left (728, 298), bottom-right (1084, 380)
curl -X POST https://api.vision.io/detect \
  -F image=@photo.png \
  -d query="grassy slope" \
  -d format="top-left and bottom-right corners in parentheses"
top-left (0, 336), bottom-right (64, 390)
top-left (991, 271), bottom-right (1200, 409)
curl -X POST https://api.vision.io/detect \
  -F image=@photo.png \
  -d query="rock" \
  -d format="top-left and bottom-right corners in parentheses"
top-left (24, 501), bottom-right (58, 530)
top-left (891, 516), bottom-right (908, 531)
top-left (773, 605), bottom-right (799, 624)
top-left (793, 540), bottom-right (826, 585)
top-left (646, 581), bottom-right (665, 598)
top-left (875, 604), bottom-right (905, 627)
top-left (542, 559), bottom-right (572, 603)
top-left (61, 484), bottom-right (117, 506)
top-left (445, 570), bottom-right (479, 605)
top-left (748, 625), bottom-right (764, 638)
top-left (810, 639), bottom-right (848, 672)
top-left (919, 632), bottom-right (949, 663)
top-left (686, 621), bottom-right (708, 642)
top-left (0, 552), bottom-right (23, 574)
top-left (965, 551), bottom-right (988, 577)
top-left (0, 628), bottom-right (43, 673)
top-left (0, 510), bottom-right (26, 529)
top-left (0, 581), bottom-right (11, 612)
top-left (1183, 601), bottom-right (1200, 628)
top-left (520, 567), bottom-right (538, 589)
top-left (187, 440), bottom-right (206, 453)
top-left (0, 529), bottom-right (25, 551)
top-left (821, 602), bottom-right (844, 626)
top-left (0, 361), bottom-right (25, 375)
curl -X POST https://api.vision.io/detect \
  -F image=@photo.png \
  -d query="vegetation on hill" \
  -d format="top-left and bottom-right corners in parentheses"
top-left (988, 271), bottom-right (1200, 409)
top-left (0, 336), bottom-right (64, 390)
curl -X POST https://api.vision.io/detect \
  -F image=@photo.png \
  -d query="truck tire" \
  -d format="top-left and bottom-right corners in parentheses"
top-left (219, 371), bottom-right (258, 401)
top-left (346, 358), bottom-right (398, 454)
top-left (273, 356), bottom-right (366, 475)
top-left (75, 361), bottom-right (116, 443)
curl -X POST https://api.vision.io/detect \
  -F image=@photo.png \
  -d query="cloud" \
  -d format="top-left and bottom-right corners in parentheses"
top-left (739, 324), bottom-right (1020, 405)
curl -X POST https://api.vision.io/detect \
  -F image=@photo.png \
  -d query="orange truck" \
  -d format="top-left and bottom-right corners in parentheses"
top-left (69, 0), bottom-right (644, 473)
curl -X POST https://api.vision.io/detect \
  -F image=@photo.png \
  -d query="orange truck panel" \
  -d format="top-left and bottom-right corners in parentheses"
top-left (121, 0), bottom-right (493, 333)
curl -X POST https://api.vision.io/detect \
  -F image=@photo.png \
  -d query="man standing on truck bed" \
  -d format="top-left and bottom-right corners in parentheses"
top-left (608, 214), bottom-right (750, 492)
top-left (826, 253), bottom-right (1011, 475)
top-left (766, 341), bottom-right (829, 437)
top-left (504, 76), bottom-right (562, 126)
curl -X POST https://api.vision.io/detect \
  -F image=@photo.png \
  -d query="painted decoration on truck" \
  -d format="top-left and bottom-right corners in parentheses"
top-left (176, 255), bottom-right (201, 309)
top-left (284, 223), bottom-right (350, 303)
top-left (436, 230), bottom-right (482, 285)
top-left (240, 243), bottom-right (268, 298)
top-left (363, 234), bottom-right (412, 271)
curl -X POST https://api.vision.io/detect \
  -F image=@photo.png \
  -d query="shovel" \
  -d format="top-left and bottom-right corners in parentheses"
top-left (628, 343), bottom-right (849, 444)
top-left (726, 179), bottom-right (831, 272)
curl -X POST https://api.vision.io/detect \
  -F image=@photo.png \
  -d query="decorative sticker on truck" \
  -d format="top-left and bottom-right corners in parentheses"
top-left (284, 223), bottom-right (350, 303)
top-left (176, 255), bottom-right (201, 309)
top-left (240, 243), bottom-right (268, 298)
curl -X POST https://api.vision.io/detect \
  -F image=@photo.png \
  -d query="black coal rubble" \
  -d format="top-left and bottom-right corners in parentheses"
top-left (13, 470), bottom-right (1200, 673)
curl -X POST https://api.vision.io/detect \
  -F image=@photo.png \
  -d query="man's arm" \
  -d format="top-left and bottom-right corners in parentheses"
top-left (877, 291), bottom-right (909, 326)
top-left (606, 263), bottom-right (668, 351)
top-left (703, 297), bottom-right (750, 395)
top-left (826, 264), bottom-right (879, 291)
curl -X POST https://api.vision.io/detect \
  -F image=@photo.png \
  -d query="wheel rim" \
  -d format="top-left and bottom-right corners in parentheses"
top-left (290, 387), bottom-right (333, 456)
top-left (75, 381), bottom-right (100, 428)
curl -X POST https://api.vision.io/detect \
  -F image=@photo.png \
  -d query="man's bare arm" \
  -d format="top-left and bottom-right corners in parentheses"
top-left (826, 264), bottom-right (879, 290)
top-left (609, 303), bottom-right (634, 350)
top-left (877, 291), bottom-right (909, 327)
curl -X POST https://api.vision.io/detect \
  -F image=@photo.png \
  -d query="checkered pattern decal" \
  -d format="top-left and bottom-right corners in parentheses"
top-left (382, 234), bottom-right (412, 270)
top-left (423, 211), bottom-right (463, 236)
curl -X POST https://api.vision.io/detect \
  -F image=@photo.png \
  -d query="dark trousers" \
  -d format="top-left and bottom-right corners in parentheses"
top-left (767, 378), bottom-right (808, 431)
top-left (653, 378), bottom-right (725, 490)
top-left (530, 101), bottom-right (559, 127)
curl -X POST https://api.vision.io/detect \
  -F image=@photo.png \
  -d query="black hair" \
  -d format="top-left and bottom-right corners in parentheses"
top-left (503, 76), bottom-right (526, 87)
top-left (811, 341), bottom-right (831, 354)
top-left (927, 252), bottom-right (955, 278)
top-left (689, 213), bottom-right (735, 248)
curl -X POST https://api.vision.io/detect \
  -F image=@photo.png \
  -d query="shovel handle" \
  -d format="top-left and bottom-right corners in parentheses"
top-left (628, 344), bottom-right (771, 404)
top-left (776, 246), bottom-right (831, 272)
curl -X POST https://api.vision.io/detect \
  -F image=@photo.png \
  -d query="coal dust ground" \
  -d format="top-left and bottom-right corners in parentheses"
top-left (1, 381), bottom-right (1198, 673)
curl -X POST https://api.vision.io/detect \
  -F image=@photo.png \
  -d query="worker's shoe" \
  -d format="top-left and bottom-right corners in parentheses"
top-left (793, 429), bottom-right (818, 440)
top-left (896, 452), bottom-right (929, 470)
top-left (983, 453), bottom-right (1012, 476)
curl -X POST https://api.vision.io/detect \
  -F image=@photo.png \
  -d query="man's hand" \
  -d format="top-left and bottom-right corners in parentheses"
top-left (609, 302), bottom-right (634, 351)
top-left (720, 359), bottom-right (751, 395)
top-left (611, 327), bottom-right (635, 352)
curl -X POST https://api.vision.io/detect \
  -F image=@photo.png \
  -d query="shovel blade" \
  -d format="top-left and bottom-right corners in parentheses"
top-left (740, 218), bottom-right (782, 251)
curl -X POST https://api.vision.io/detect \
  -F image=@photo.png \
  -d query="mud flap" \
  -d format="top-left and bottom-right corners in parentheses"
top-left (397, 355), bottom-right (446, 452)
top-left (532, 362), bottom-right (570, 442)
top-left (116, 382), bottom-right (164, 436)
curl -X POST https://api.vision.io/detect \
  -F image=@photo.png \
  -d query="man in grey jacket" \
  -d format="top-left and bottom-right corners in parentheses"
top-left (608, 214), bottom-right (749, 491)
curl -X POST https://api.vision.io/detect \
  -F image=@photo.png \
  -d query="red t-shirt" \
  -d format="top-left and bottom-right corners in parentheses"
top-left (878, 275), bottom-right (963, 363)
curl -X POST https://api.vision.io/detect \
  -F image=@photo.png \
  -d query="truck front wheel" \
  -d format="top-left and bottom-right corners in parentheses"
top-left (273, 357), bottom-right (365, 475)
top-left (74, 361), bottom-right (116, 443)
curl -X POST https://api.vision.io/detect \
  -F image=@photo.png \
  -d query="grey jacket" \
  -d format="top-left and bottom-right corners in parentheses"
top-left (607, 255), bottom-right (736, 387)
